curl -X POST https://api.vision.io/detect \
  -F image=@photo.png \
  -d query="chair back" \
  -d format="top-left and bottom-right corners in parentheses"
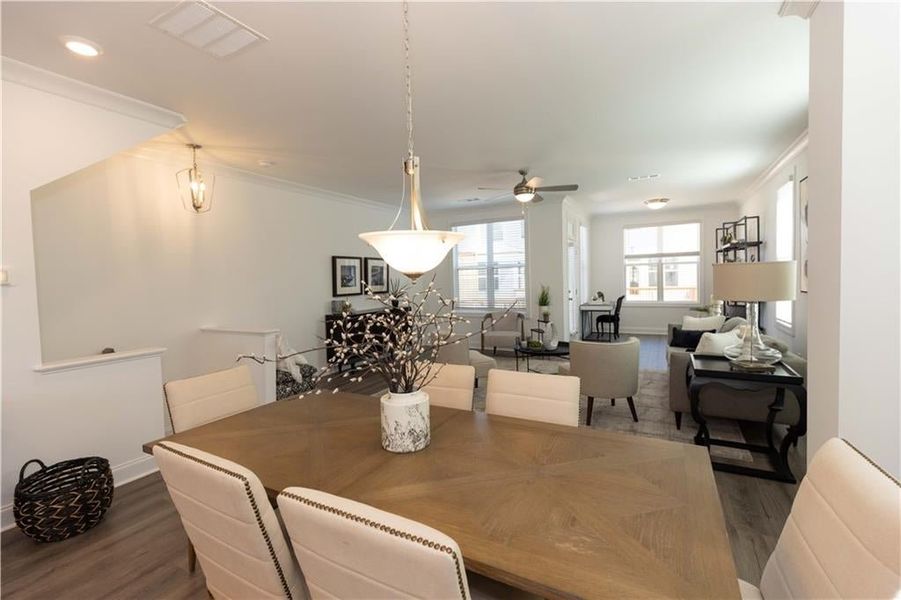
top-left (278, 487), bottom-right (470, 600)
top-left (760, 438), bottom-right (901, 599)
top-left (423, 364), bottom-right (475, 411)
top-left (485, 369), bottom-right (580, 426)
top-left (153, 442), bottom-right (304, 599)
top-left (164, 365), bottom-right (258, 432)
top-left (613, 295), bottom-right (625, 316)
top-left (569, 338), bottom-right (639, 399)
top-left (435, 338), bottom-right (469, 365)
top-left (487, 311), bottom-right (523, 333)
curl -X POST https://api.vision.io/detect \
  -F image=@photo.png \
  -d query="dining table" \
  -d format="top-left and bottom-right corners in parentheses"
top-left (143, 392), bottom-right (740, 599)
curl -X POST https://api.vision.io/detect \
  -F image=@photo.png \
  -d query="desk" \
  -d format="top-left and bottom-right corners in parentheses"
top-left (579, 303), bottom-right (613, 341)
top-left (144, 393), bottom-right (739, 599)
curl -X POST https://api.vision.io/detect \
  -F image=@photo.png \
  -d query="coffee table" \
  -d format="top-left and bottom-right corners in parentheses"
top-left (514, 341), bottom-right (570, 372)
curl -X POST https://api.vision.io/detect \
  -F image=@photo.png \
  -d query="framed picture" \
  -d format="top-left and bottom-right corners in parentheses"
top-left (332, 256), bottom-right (362, 297)
top-left (799, 176), bottom-right (809, 293)
top-left (364, 257), bottom-right (389, 293)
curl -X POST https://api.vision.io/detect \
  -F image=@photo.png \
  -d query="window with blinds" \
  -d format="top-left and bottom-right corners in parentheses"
top-left (623, 222), bottom-right (700, 303)
top-left (453, 219), bottom-right (526, 310)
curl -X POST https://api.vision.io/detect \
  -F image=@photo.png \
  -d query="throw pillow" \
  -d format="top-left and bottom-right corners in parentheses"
top-left (670, 327), bottom-right (716, 349)
top-left (762, 335), bottom-right (790, 354)
top-left (719, 316), bottom-right (748, 333)
top-left (682, 314), bottom-right (726, 331)
top-left (695, 330), bottom-right (743, 356)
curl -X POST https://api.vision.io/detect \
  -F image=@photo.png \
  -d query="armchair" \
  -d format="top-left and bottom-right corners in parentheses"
top-left (481, 312), bottom-right (526, 355)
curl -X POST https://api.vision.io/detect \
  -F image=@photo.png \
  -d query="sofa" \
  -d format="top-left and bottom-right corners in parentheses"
top-left (667, 317), bottom-right (807, 430)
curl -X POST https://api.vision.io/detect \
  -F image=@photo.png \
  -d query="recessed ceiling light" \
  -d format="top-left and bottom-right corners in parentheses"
top-left (61, 36), bottom-right (103, 57)
top-left (628, 174), bottom-right (660, 182)
top-left (257, 159), bottom-right (275, 168)
top-left (644, 197), bottom-right (669, 210)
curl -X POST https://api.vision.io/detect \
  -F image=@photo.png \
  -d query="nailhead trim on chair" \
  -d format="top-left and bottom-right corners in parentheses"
top-left (279, 490), bottom-right (468, 600)
top-left (842, 438), bottom-right (900, 487)
top-left (156, 443), bottom-right (294, 599)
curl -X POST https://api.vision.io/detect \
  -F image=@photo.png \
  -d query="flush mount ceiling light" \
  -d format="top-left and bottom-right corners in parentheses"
top-left (176, 144), bottom-right (214, 213)
top-left (358, 0), bottom-right (463, 282)
top-left (60, 36), bottom-right (102, 57)
top-left (644, 197), bottom-right (670, 210)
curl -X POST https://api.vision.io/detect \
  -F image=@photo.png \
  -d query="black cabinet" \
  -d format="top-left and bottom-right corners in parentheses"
top-left (324, 307), bottom-right (408, 368)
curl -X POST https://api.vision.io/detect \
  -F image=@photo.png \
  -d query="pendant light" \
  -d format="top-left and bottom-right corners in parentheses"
top-left (358, 0), bottom-right (463, 282)
top-left (176, 143), bottom-right (214, 213)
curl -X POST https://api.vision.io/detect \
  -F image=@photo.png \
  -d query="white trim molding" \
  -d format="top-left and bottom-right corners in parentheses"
top-left (1, 57), bottom-right (186, 130)
top-left (744, 130), bottom-right (809, 199)
top-left (201, 326), bottom-right (280, 336)
top-left (34, 347), bottom-right (167, 374)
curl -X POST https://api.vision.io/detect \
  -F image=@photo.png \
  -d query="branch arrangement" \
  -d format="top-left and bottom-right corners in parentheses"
top-left (237, 277), bottom-right (517, 397)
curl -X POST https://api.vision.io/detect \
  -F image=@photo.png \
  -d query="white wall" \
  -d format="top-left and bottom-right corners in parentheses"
top-left (740, 142), bottom-right (808, 356)
top-left (429, 199), bottom-right (567, 347)
top-left (31, 152), bottom-right (396, 381)
top-left (807, 1), bottom-right (901, 476)
top-left (1, 62), bottom-right (183, 526)
top-left (588, 203), bottom-right (740, 335)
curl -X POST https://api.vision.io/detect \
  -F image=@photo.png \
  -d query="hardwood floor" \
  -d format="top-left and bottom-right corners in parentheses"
top-left (1, 334), bottom-right (803, 597)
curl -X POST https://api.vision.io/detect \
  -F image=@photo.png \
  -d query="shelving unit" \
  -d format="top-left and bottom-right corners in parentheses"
top-left (715, 215), bottom-right (763, 323)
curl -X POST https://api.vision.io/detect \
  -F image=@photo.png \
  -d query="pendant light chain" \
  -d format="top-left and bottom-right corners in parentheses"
top-left (403, 0), bottom-right (414, 159)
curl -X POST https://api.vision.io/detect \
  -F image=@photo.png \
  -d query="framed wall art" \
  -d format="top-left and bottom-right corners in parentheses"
top-left (332, 256), bottom-right (363, 297)
top-left (364, 257), bottom-right (389, 294)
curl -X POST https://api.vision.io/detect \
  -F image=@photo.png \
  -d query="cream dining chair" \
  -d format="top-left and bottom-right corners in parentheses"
top-left (164, 364), bottom-right (259, 433)
top-left (485, 369), bottom-right (581, 427)
top-left (153, 442), bottom-right (307, 600)
top-left (558, 338), bottom-right (640, 425)
top-left (739, 438), bottom-right (901, 600)
top-left (278, 487), bottom-right (537, 600)
top-left (423, 363), bottom-right (476, 411)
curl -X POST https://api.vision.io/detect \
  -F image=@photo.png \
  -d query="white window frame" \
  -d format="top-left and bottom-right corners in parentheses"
top-left (451, 217), bottom-right (527, 313)
top-left (622, 221), bottom-right (702, 306)
top-left (774, 178), bottom-right (795, 334)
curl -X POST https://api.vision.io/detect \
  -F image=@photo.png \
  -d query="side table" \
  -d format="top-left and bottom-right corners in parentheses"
top-left (686, 354), bottom-right (807, 483)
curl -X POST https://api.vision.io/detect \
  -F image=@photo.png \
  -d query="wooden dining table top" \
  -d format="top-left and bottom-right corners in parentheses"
top-left (143, 392), bottom-right (740, 599)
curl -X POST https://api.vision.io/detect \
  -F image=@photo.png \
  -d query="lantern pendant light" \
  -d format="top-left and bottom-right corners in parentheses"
top-left (176, 143), bottom-right (214, 213)
top-left (358, 0), bottom-right (463, 282)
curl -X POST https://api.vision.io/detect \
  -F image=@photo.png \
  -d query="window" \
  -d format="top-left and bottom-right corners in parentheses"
top-left (453, 219), bottom-right (526, 310)
top-left (775, 180), bottom-right (794, 329)
top-left (623, 223), bottom-right (700, 303)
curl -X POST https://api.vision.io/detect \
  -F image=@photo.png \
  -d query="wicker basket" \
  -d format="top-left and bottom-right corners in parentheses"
top-left (14, 457), bottom-right (114, 543)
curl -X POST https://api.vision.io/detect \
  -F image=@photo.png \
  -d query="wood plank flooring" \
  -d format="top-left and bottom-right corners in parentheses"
top-left (2, 335), bottom-right (804, 598)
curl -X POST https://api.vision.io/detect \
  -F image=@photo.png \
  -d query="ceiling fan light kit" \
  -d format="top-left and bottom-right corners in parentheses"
top-left (644, 197), bottom-right (669, 210)
top-left (358, 0), bottom-right (463, 281)
top-left (480, 168), bottom-right (578, 205)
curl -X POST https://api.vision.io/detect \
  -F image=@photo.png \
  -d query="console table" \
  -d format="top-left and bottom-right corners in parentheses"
top-left (687, 354), bottom-right (807, 483)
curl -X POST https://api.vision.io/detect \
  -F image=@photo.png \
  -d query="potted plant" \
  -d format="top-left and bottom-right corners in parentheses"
top-left (538, 285), bottom-right (551, 320)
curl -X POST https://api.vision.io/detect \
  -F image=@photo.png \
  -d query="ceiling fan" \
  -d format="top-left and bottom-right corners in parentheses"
top-left (478, 169), bottom-right (579, 204)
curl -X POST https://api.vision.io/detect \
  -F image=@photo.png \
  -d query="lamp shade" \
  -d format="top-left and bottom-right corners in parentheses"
top-left (359, 230), bottom-right (463, 281)
top-left (713, 261), bottom-right (797, 301)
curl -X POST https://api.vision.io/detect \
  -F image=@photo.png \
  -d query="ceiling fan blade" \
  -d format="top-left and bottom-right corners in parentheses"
top-left (526, 176), bottom-right (543, 188)
top-left (530, 194), bottom-right (544, 203)
top-left (533, 184), bottom-right (579, 193)
top-left (488, 191), bottom-right (514, 201)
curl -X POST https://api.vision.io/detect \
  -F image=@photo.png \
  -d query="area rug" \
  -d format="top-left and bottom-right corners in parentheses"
top-left (475, 354), bottom-right (753, 462)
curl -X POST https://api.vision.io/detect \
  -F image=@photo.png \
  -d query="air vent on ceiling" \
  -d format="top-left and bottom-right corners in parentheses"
top-left (150, 1), bottom-right (268, 59)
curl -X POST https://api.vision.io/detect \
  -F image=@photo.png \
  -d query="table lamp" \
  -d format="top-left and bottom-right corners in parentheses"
top-left (713, 261), bottom-right (797, 370)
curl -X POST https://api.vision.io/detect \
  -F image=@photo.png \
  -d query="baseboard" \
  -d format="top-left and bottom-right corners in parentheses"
top-left (1, 454), bottom-right (159, 531)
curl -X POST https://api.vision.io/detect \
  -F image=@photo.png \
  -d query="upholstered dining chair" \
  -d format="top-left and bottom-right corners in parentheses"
top-left (481, 312), bottom-right (526, 355)
top-left (436, 336), bottom-right (498, 388)
top-left (485, 369), bottom-right (581, 427)
top-left (739, 438), bottom-right (901, 600)
top-left (153, 442), bottom-right (307, 600)
top-left (423, 363), bottom-right (476, 411)
top-left (595, 295), bottom-right (625, 340)
top-left (278, 487), bottom-right (538, 600)
top-left (558, 338), bottom-right (640, 425)
top-left (164, 364), bottom-right (259, 433)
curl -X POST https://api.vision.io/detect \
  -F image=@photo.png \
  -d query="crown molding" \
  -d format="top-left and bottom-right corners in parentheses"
top-left (743, 129), bottom-right (809, 199)
top-left (123, 145), bottom-right (395, 212)
top-left (778, 1), bottom-right (819, 20)
top-left (1, 57), bottom-right (186, 130)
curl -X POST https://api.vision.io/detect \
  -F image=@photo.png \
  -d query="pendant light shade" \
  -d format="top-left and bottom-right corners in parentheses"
top-left (177, 144), bottom-right (214, 213)
top-left (358, 3), bottom-right (463, 281)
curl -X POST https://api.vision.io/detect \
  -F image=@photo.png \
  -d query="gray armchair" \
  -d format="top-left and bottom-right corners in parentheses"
top-left (559, 338), bottom-right (640, 425)
top-left (481, 312), bottom-right (526, 355)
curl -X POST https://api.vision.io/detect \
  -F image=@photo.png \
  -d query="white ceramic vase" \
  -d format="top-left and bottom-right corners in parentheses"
top-left (540, 305), bottom-right (551, 320)
top-left (380, 390), bottom-right (430, 453)
top-left (543, 322), bottom-right (559, 350)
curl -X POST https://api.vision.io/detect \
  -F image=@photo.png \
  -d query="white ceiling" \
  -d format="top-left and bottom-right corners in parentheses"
top-left (2, 2), bottom-right (808, 213)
